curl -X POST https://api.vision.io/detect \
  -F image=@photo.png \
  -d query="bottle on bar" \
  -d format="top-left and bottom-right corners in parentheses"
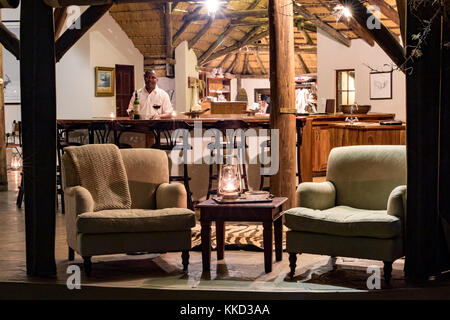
top-left (133, 91), bottom-right (141, 119)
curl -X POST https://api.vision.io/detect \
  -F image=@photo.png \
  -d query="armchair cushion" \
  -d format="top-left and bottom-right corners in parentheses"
top-left (77, 208), bottom-right (196, 234)
top-left (284, 206), bottom-right (401, 239)
top-left (156, 183), bottom-right (187, 209)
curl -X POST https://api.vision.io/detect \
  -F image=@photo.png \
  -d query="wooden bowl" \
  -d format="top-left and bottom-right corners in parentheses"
top-left (340, 105), bottom-right (371, 114)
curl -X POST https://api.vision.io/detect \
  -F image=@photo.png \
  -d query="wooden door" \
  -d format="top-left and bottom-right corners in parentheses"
top-left (115, 65), bottom-right (134, 117)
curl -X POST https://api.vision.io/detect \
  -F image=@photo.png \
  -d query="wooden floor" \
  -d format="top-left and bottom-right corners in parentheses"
top-left (1, 170), bottom-right (450, 300)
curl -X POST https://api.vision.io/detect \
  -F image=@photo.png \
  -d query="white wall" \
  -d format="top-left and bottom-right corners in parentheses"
top-left (231, 78), bottom-right (270, 107)
top-left (317, 29), bottom-right (406, 120)
top-left (175, 41), bottom-right (198, 111)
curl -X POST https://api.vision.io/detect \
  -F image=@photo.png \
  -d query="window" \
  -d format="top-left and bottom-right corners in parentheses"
top-left (336, 70), bottom-right (355, 107)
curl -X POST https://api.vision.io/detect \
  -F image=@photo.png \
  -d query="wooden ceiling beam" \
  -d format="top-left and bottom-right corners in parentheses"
top-left (296, 53), bottom-right (310, 74)
top-left (188, 17), bottom-right (213, 48)
top-left (242, 51), bottom-right (249, 74)
top-left (204, 27), bottom-right (269, 64)
top-left (368, 0), bottom-right (400, 25)
top-left (218, 53), bottom-right (232, 69)
top-left (294, 2), bottom-right (351, 47)
top-left (230, 49), bottom-right (242, 74)
top-left (396, 0), bottom-right (406, 46)
top-left (190, 9), bottom-right (269, 21)
top-left (253, 50), bottom-right (267, 75)
top-left (45, 0), bottom-right (196, 6)
top-left (0, 22), bottom-right (20, 60)
top-left (197, 0), bottom-right (262, 65)
top-left (0, 0), bottom-right (18, 8)
top-left (318, 0), bottom-right (374, 47)
top-left (54, 6), bottom-right (68, 40)
top-left (338, 0), bottom-right (405, 68)
top-left (172, 5), bottom-right (202, 43)
top-left (300, 29), bottom-right (313, 45)
top-left (55, 4), bottom-right (112, 62)
top-left (163, 2), bottom-right (173, 58)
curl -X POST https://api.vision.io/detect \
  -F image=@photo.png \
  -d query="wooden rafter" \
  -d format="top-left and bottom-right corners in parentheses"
top-left (163, 2), bottom-right (172, 58)
top-left (231, 49), bottom-right (242, 74)
top-left (55, 4), bottom-right (112, 62)
top-left (197, 0), bottom-right (263, 66)
top-left (253, 50), bottom-right (267, 75)
top-left (190, 9), bottom-right (268, 21)
top-left (188, 17), bottom-right (213, 48)
top-left (300, 29), bottom-right (313, 45)
top-left (368, 0), bottom-right (400, 25)
top-left (339, 0), bottom-right (405, 68)
top-left (242, 51), bottom-right (249, 74)
top-left (218, 53), bottom-right (232, 69)
top-left (296, 53), bottom-right (310, 74)
top-left (294, 2), bottom-right (351, 47)
top-left (0, 22), bottom-right (20, 60)
top-left (54, 6), bottom-right (68, 40)
top-left (204, 27), bottom-right (269, 64)
top-left (172, 6), bottom-right (202, 43)
top-left (318, 0), bottom-right (374, 46)
top-left (45, 0), bottom-right (197, 6)
top-left (396, 0), bottom-right (406, 46)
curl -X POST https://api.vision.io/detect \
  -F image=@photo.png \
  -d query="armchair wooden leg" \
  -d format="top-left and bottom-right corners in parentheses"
top-left (289, 253), bottom-right (297, 280)
top-left (383, 261), bottom-right (393, 286)
top-left (182, 250), bottom-right (189, 271)
top-left (68, 247), bottom-right (74, 261)
top-left (83, 256), bottom-right (92, 277)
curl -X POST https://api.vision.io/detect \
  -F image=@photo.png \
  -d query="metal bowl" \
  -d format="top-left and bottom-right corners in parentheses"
top-left (340, 105), bottom-right (371, 114)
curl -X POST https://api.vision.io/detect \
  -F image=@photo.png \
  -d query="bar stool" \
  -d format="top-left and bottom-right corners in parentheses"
top-left (150, 121), bottom-right (194, 210)
top-left (259, 121), bottom-right (303, 191)
top-left (88, 122), bottom-right (112, 144)
top-left (206, 120), bottom-right (250, 199)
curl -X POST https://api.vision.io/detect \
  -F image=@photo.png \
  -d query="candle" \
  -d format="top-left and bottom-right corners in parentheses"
top-left (110, 112), bottom-right (115, 118)
top-left (172, 111), bottom-right (177, 117)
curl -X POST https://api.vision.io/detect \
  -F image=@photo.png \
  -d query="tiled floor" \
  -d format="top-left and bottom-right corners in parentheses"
top-left (1, 170), bottom-right (450, 299)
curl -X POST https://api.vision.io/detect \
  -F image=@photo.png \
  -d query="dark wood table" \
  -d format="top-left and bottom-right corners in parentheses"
top-left (196, 197), bottom-right (288, 273)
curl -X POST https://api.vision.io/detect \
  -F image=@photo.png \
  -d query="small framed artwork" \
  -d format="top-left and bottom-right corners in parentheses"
top-left (95, 67), bottom-right (115, 97)
top-left (370, 71), bottom-right (392, 100)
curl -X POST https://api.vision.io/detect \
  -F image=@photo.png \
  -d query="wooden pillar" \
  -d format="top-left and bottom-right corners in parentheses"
top-left (269, 0), bottom-right (296, 209)
top-left (21, 0), bottom-right (57, 276)
top-left (0, 12), bottom-right (7, 191)
top-left (405, 2), bottom-right (450, 281)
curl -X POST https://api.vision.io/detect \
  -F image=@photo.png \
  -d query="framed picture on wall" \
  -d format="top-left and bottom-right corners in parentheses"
top-left (95, 67), bottom-right (115, 97)
top-left (370, 71), bottom-right (392, 100)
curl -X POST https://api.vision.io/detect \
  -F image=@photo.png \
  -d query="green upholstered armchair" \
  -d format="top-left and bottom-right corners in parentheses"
top-left (61, 144), bottom-right (196, 276)
top-left (284, 145), bottom-right (407, 285)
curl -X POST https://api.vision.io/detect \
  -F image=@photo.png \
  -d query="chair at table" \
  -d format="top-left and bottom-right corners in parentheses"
top-left (150, 121), bottom-right (194, 210)
top-left (285, 145), bottom-right (407, 285)
top-left (206, 120), bottom-right (250, 199)
top-left (61, 144), bottom-right (196, 276)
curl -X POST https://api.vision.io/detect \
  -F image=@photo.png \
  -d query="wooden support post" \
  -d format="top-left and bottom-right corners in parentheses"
top-left (269, 0), bottom-right (297, 209)
top-left (163, 2), bottom-right (173, 77)
top-left (55, 4), bottom-right (112, 62)
top-left (20, 0), bottom-right (57, 277)
top-left (0, 12), bottom-right (7, 191)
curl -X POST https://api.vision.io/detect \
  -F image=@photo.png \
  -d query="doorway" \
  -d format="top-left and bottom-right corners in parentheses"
top-left (115, 64), bottom-right (135, 117)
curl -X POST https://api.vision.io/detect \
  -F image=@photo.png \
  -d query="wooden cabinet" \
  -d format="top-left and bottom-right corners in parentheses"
top-left (300, 113), bottom-right (397, 180)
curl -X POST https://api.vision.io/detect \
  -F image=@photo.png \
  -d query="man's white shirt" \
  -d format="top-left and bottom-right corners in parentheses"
top-left (128, 85), bottom-right (173, 119)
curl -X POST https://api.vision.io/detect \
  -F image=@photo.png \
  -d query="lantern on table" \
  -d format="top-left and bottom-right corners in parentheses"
top-left (11, 153), bottom-right (22, 170)
top-left (218, 155), bottom-right (242, 200)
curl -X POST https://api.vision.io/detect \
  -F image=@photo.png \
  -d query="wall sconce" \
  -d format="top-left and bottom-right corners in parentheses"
top-left (218, 155), bottom-right (242, 200)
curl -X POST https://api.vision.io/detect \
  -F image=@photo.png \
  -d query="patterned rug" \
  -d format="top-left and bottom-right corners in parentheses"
top-left (191, 223), bottom-right (287, 252)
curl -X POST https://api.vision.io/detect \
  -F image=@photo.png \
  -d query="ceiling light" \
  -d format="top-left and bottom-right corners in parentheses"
top-left (332, 5), bottom-right (353, 22)
top-left (205, 0), bottom-right (219, 14)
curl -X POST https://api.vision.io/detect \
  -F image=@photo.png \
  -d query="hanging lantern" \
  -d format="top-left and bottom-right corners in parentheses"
top-left (218, 155), bottom-right (242, 200)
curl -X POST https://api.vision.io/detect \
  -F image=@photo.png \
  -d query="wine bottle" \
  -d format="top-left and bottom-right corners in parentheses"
top-left (133, 91), bottom-right (141, 119)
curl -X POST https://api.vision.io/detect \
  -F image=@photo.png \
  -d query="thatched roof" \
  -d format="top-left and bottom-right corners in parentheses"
top-left (109, 0), bottom-right (402, 77)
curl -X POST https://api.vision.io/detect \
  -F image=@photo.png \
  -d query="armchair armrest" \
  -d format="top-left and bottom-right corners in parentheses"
top-left (296, 181), bottom-right (336, 210)
top-left (387, 185), bottom-right (407, 219)
top-left (64, 186), bottom-right (95, 216)
top-left (156, 182), bottom-right (187, 209)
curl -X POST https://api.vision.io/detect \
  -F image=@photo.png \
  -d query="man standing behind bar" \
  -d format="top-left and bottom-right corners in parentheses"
top-left (128, 69), bottom-right (173, 119)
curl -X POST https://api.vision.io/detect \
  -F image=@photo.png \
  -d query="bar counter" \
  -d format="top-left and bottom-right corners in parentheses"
top-left (57, 112), bottom-right (397, 182)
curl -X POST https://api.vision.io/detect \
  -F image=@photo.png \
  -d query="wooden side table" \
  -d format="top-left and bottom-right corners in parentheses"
top-left (196, 197), bottom-right (288, 273)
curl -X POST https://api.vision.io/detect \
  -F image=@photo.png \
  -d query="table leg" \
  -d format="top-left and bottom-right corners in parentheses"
top-left (263, 221), bottom-right (273, 273)
top-left (216, 220), bottom-right (225, 260)
top-left (274, 216), bottom-right (283, 262)
top-left (201, 220), bottom-right (211, 272)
